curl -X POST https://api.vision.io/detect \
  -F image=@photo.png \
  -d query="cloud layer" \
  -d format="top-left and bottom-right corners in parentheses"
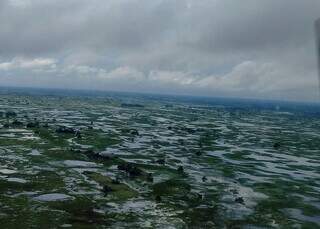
top-left (1, 0), bottom-right (320, 101)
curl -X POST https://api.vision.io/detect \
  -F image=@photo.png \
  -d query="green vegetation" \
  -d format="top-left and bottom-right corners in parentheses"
top-left (0, 94), bottom-right (319, 228)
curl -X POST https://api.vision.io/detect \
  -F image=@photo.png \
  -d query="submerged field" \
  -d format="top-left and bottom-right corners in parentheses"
top-left (0, 91), bottom-right (319, 228)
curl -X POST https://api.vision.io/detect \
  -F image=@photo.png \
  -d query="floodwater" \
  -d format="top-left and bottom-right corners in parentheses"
top-left (0, 90), bottom-right (319, 228)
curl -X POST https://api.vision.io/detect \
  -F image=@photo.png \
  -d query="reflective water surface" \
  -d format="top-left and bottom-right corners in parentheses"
top-left (0, 90), bottom-right (319, 228)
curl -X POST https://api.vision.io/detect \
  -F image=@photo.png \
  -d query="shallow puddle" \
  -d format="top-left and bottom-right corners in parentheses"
top-left (0, 92), bottom-right (319, 228)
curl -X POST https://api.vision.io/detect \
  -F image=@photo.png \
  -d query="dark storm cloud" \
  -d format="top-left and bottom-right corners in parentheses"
top-left (0, 0), bottom-right (320, 101)
top-left (1, 0), bottom-right (317, 57)
top-left (0, 0), bottom-right (181, 57)
top-left (186, 0), bottom-right (319, 53)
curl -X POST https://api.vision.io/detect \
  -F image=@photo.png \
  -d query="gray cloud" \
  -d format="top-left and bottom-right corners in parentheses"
top-left (0, 0), bottom-right (319, 101)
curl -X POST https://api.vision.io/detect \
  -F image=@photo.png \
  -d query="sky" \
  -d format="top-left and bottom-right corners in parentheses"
top-left (0, 0), bottom-right (320, 101)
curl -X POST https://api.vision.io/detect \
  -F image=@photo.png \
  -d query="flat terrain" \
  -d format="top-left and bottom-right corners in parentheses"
top-left (0, 92), bottom-right (319, 228)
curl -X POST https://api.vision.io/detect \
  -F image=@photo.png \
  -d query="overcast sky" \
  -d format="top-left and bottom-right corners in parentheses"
top-left (0, 0), bottom-right (320, 101)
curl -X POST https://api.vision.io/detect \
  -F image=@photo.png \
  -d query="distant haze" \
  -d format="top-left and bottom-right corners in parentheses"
top-left (0, 0), bottom-right (320, 101)
top-left (316, 18), bottom-right (320, 96)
